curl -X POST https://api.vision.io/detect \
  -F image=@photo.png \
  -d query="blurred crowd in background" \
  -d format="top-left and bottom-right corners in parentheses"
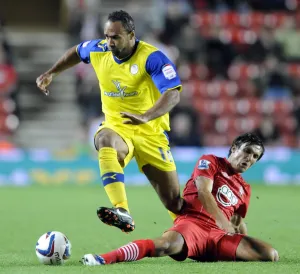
top-left (0, 17), bottom-right (18, 150)
top-left (2, 0), bottom-right (300, 150)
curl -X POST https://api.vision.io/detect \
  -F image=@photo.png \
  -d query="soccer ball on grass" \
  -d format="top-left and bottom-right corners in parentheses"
top-left (35, 231), bottom-right (71, 265)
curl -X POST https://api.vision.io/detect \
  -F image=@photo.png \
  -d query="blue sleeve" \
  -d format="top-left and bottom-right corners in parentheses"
top-left (76, 39), bottom-right (103, 64)
top-left (145, 51), bottom-right (182, 94)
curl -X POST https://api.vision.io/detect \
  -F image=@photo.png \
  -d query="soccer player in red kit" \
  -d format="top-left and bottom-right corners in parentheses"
top-left (81, 133), bottom-right (279, 265)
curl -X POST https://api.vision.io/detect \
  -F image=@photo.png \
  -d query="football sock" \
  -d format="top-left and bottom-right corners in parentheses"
top-left (100, 239), bottom-right (155, 264)
top-left (99, 147), bottom-right (129, 212)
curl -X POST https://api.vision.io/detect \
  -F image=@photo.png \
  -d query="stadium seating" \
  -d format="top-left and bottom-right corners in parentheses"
top-left (186, 10), bottom-right (298, 146)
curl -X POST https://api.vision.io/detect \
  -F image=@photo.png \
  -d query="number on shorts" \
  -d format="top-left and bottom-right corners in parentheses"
top-left (158, 148), bottom-right (174, 162)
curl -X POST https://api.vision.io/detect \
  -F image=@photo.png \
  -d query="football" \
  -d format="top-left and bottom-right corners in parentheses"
top-left (35, 231), bottom-right (72, 265)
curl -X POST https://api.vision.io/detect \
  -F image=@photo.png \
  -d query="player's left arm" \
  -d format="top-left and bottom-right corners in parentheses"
top-left (122, 88), bottom-right (179, 124)
top-left (231, 214), bottom-right (248, 235)
top-left (143, 51), bottom-right (182, 122)
top-left (121, 51), bottom-right (181, 124)
top-left (143, 87), bottom-right (180, 121)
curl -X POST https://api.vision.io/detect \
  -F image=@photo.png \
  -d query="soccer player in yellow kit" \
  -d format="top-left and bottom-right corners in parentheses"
top-left (36, 10), bottom-right (184, 233)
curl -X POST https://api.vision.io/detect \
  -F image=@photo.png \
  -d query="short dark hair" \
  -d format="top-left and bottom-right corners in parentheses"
top-left (108, 10), bottom-right (135, 33)
top-left (228, 133), bottom-right (265, 161)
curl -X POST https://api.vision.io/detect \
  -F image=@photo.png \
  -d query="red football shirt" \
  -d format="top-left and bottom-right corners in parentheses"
top-left (182, 154), bottom-right (251, 225)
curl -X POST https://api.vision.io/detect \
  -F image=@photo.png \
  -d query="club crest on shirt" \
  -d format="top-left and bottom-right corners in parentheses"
top-left (198, 159), bottom-right (211, 170)
top-left (130, 64), bottom-right (138, 75)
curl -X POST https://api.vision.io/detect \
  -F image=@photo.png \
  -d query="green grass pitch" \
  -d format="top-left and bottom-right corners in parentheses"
top-left (0, 184), bottom-right (300, 274)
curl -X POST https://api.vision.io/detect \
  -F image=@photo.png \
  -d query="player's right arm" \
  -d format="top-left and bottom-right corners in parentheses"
top-left (193, 156), bottom-right (235, 233)
top-left (36, 46), bottom-right (80, 95)
top-left (36, 39), bottom-right (101, 95)
top-left (195, 175), bottom-right (235, 233)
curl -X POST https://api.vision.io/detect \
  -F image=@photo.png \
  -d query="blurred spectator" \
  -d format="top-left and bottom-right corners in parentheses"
top-left (187, 0), bottom-right (294, 11)
top-left (142, 30), bottom-right (179, 63)
top-left (252, 116), bottom-right (281, 146)
top-left (0, 18), bottom-right (14, 65)
top-left (292, 96), bottom-right (300, 134)
top-left (275, 17), bottom-right (300, 62)
top-left (242, 27), bottom-right (283, 63)
top-left (248, 0), bottom-right (293, 11)
top-left (66, 0), bottom-right (103, 45)
top-left (205, 27), bottom-right (237, 78)
top-left (169, 105), bottom-right (202, 147)
top-left (159, 0), bottom-right (192, 45)
top-left (0, 44), bottom-right (17, 95)
top-left (174, 23), bottom-right (205, 63)
top-left (75, 62), bottom-right (102, 128)
top-left (205, 0), bottom-right (248, 11)
top-left (0, 35), bottom-right (18, 140)
top-left (261, 56), bottom-right (292, 100)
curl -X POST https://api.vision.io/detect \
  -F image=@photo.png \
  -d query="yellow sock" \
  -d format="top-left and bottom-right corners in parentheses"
top-left (168, 210), bottom-right (178, 221)
top-left (99, 147), bottom-right (129, 212)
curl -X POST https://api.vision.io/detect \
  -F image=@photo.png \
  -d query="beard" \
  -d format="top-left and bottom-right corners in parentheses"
top-left (110, 47), bottom-right (122, 58)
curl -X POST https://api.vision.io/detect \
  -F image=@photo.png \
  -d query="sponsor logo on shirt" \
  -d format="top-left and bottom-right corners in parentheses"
top-left (104, 80), bottom-right (138, 99)
top-left (162, 64), bottom-right (177, 80)
top-left (198, 159), bottom-right (211, 170)
top-left (216, 185), bottom-right (238, 207)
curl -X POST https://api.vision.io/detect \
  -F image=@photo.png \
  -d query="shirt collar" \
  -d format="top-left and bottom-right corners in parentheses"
top-left (224, 158), bottom-right (239, 175)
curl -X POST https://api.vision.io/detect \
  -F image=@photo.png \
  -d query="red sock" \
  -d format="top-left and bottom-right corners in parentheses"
top-left (100, 239), bottom-right (155, 264)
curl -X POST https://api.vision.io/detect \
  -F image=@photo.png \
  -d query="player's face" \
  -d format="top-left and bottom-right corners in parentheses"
top-left (229, 143), bottom-right (263, 173)
top-left (104, 21), bottom-right (134, 59)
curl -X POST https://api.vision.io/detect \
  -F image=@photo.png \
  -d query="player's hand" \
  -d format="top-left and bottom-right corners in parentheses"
top-left (120, 112), bottom-right (149, 125)
top-left (217, 221), bottom-right (236, 234)
top-left (232, 224), bottom-right (240, 233)
top-left (36, 73), bottom-right (53, 96)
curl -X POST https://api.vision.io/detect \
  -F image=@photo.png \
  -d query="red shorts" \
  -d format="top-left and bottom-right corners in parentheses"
top-left (168, 215), bottom-right (245, 262)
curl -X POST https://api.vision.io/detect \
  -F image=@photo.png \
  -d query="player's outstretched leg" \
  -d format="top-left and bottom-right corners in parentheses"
top-left (95, 129), bottom-right (135, 233)
top-left (236, 235), bottom-right (279, 261)
top-left (81, 231), bottom-right (185, 266)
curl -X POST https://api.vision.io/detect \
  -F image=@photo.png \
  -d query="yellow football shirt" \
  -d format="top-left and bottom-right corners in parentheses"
top-left (76, 39), bottom-right (182, 133)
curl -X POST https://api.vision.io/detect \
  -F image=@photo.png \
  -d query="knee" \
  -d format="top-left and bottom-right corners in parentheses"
top-left (96, 134), bottom-right (115, 149)
top-left (272, 249), bottom-right (279, 262)
top-left (164, 197), bottom-right (183, 214)
top-left (154, 238), bottom-right (172, 256)
top-left (264, 247), bottom-right (279, 262)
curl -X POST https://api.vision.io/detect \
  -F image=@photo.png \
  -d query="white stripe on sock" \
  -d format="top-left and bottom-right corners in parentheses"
top-left (121, 246), bottom-right (130, 261)
top-left (120, 243), bottom-right (139, 261)
top-left (132, 243), bottom-right (139, 260)
top-left (127, 244), bottom-right (135, 261)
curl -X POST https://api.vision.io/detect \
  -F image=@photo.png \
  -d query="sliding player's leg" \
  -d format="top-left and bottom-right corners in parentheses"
top-left (81, 231), bottom-right (185, 266)
top-left (213, 232), bottom-right (279, 262)
top-left (235, 235), bottom-right (279, 262)
top-left (94, 126), bottom-right (135, 232)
